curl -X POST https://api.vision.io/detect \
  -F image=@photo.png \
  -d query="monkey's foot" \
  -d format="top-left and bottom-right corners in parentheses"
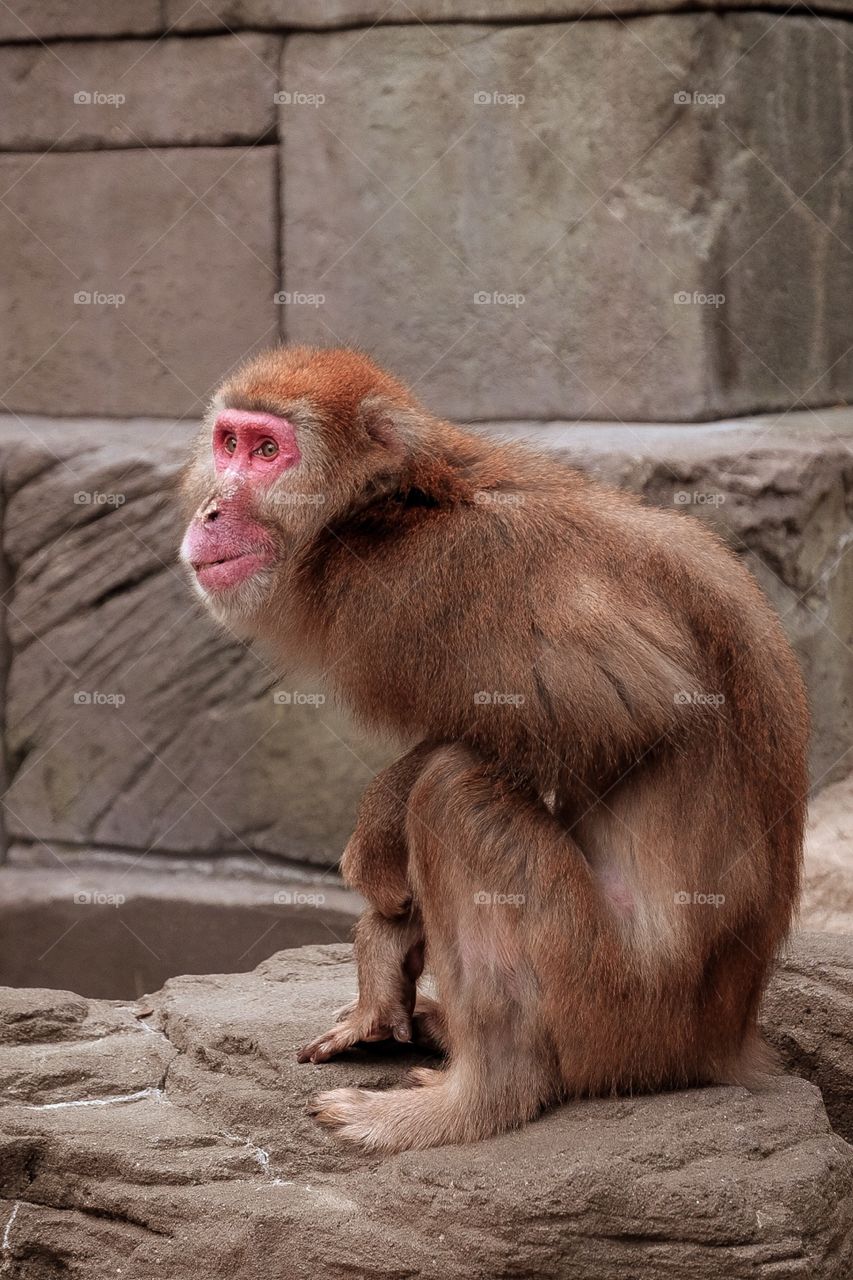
top-left (296, 1004), bottom-right (413, 1064)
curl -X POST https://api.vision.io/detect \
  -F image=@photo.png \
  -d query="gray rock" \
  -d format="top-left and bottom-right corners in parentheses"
top-left (803, 773), bottom-right (853, 934)
top-left (0, 0), bottom-right (161, 41)
top-left (282, 14), bottom-right (853, 422)
top-left (762, 932), bottom-right (853, 1146)
top-left (0, 936), bottom-right (851, 1278)
top-left (0, 148), bottom-right (280, 418)
top-left (0, 416), bottom-right (392, 865)
top-left (0, 36), bottom-right (280, 151)
top-left (167, 0), bottom-right (853, 32)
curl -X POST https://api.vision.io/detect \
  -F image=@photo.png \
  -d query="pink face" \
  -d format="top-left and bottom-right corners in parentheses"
top-left (212, 409), bottom-right (300, 483)
top-left (181, 410), bottom-right (300, 595)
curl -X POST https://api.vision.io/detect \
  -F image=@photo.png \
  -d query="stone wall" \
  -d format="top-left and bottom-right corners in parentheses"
top-left (0, 2), bottom-right (851, 420)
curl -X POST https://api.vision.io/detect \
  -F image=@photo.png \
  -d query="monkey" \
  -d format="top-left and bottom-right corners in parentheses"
top-left (179, 345), bottom-right (809, 1154)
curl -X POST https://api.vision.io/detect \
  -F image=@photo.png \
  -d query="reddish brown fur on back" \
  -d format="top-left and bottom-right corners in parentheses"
top-left (181, 345), bottom-right (810, 1153)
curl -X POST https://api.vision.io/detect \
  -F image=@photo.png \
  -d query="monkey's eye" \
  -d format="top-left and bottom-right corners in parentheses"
top-left (255, 439), bottom-right (279, 459)
top-left (223, 435), bottom-right (237, 455)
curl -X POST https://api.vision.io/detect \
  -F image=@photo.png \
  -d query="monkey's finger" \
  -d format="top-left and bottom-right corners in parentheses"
top-left (296, 1027), bottom-right (357, 1063)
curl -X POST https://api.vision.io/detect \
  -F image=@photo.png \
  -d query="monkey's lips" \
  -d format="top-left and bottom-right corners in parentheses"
top-left (192, 550), bottom-right (274, 593)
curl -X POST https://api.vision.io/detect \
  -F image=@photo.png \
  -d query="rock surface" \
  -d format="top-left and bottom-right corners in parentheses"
top-left (0, 35), bottom-right (280, 151)
top-left (805, 774), bottom-right (853, 933)
top-left (283, 14), bottom-right (853, 422)
top-left (0, 148), bottom-right (279, 418)
top-left (0, 934), bottom-right (852, 1278)
top-left (0, 410), bottom-right (850, 865)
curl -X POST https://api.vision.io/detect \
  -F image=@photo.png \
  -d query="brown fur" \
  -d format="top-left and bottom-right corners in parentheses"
top-left (181, 345), bottom-right (810, 1152)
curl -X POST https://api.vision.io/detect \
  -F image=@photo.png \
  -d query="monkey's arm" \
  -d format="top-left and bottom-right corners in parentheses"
top-left (297, 744), bottom-right (435, 1064)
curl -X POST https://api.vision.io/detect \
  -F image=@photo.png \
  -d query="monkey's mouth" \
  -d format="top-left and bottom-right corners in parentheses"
top-left (192, 550), bottom-right (274, 593)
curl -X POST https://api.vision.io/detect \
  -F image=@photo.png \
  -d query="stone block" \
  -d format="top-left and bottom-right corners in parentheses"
top-left (0, 36), bottom-right (279, 150)
top-left (0, 148), bottom-right (280, 417)
top-left (281, 14), bottom-right (853, 421)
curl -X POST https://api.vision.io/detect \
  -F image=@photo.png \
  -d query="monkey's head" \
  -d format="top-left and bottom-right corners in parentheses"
top-left (179, 345), bottom-right (432, 632)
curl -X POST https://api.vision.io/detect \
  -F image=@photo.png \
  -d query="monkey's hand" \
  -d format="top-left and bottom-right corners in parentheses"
top-left (296, 997), bottom-right (414, 1064)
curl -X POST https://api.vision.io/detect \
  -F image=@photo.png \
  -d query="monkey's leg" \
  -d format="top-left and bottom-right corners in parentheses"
top-left (297, 744), bottom-right (437, 1065)
top-left (309, 745), bottom-right (572, 1151)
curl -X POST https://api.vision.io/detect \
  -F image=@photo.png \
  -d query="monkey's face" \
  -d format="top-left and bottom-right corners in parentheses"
top-left (180, 407), bottom-right (305, 628)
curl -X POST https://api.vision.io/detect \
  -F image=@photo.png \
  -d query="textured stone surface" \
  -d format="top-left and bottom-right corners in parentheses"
top-left (0, 36), bottom-right (280, 151)
top-left (0, 936), bottom-right (851, 1278)
top-left (282, 14), bottom-right (853, 422)
top-left (0, 148), bottom-right (279, 418)
top-left (0, 417), bottom-right (391, 865)
top-left (0, 1), bottom-right (161, 42)
top-left (803, 773), bottom-right (853, 934)
top-left (762, 932), bottom-right (853, 1146)
top-left (167, 0), bottom-right (853, 32)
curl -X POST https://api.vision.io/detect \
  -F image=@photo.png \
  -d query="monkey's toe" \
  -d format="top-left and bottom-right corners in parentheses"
top-left (309, 1087), bottom-right (378, 1130)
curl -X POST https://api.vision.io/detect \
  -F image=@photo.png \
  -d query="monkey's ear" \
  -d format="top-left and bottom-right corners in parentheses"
top-left (356, 395), bottom-right (423, 457)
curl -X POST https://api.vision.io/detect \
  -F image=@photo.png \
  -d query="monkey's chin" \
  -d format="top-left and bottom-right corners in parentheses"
top-left (191, 563), bottom-right (274, 635)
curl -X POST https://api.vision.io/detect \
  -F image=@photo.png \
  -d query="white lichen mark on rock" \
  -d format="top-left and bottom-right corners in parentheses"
top-left (26, 1086), bottom-right (165, 1110)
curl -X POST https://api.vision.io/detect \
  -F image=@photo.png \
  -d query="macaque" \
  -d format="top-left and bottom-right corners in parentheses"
top-left (180, 346), bottom-right (809, 1154)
